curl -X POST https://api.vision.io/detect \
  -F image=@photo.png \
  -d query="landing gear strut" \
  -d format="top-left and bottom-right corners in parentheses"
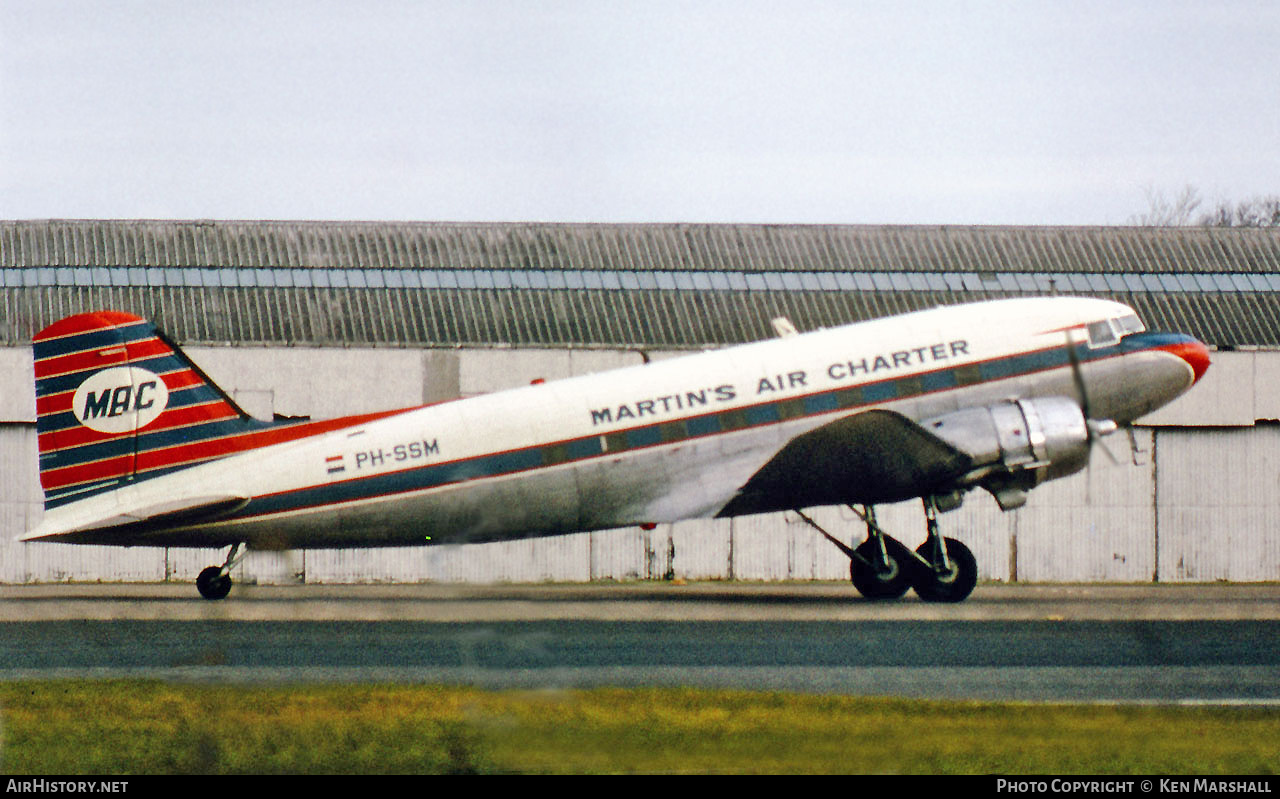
top-left (196, 542), bottom-right (245, 600)
top-left (847, 506), bottom-right (914, 600)
top-left (796, 498), bottom-right (978, 603)
top-left (912, 499), bottom-right (978, 603)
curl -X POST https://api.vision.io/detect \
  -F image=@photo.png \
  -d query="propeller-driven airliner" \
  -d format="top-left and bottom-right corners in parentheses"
top-left (21, 296), bottom-right (1209, 601)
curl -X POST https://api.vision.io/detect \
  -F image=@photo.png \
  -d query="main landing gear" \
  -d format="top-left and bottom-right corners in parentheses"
top-left (196, 542), bottom-right (246, 600)
top-left (795, 498), bottom-right (978, 603)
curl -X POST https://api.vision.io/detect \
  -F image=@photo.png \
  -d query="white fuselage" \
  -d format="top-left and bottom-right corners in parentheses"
top-left (26, 297), bottom-right (1202, 549)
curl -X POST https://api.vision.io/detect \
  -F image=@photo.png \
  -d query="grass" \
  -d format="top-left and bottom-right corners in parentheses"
top-left (0, 681), bottom-right (1277, 774)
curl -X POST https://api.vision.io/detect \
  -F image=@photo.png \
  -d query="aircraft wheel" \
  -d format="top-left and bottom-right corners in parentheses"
top-left (196, 566), bottom-right (232, 601)
top-left (913, 537), bottom-right (977, 603)
top-left (850, 537), bottom-right (914, 600)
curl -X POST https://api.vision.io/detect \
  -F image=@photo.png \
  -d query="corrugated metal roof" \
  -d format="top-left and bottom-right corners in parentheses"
top-left (5, 219), bottom-right (1280, 272)
top-left (1, 285), bottom-right (1274, 350)
top-left (1, 220), bottom-right (1277, 348)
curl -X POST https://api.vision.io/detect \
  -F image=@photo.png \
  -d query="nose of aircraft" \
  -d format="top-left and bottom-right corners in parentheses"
top-left (1161, 335), bottom-right (1212, 384)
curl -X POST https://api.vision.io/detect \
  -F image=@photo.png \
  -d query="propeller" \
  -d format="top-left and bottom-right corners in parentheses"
top-left (1065, 328), bottom-right (1120, 506)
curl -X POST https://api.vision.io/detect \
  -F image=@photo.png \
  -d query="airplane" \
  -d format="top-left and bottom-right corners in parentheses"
top-left (20, 296), bottom-right (1210, 601)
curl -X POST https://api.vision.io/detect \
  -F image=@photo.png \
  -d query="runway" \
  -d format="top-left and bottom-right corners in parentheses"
top-left (1, 583), bottom-right (1278, 703)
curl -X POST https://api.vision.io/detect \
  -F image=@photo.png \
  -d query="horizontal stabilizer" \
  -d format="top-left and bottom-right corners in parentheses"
top-left (20, 493), bottom-right (250, 543)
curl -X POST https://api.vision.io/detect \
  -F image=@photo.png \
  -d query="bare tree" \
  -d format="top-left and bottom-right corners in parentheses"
top-left (1131, 186), bottom-right (1280, 227)
top-left (1129, 185), bottom-right (1203, 226)
top-left (1196, 196), bottom-right (1280, 227)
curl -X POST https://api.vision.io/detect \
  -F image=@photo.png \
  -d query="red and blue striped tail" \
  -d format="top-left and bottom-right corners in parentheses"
top-left (33, 311), bottom-right (277, 509)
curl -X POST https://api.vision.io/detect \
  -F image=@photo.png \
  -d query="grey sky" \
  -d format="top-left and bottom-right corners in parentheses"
top-left (2, 1), bottom-right (1277, 224)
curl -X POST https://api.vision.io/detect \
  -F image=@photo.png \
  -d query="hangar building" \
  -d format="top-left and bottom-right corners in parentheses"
top-left (1, 220), bottom-right (1277, 586)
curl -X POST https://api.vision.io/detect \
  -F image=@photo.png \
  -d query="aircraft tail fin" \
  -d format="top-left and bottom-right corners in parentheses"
top-left (33, 311), bottom-right (272, 510)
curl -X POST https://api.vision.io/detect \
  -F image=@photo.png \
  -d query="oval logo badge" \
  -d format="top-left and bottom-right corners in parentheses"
top-left (72, 367), bottom-right (170, 434)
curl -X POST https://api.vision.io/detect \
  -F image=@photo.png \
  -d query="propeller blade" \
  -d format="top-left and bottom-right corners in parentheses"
top-left (1094, 434), bottom-right (1121, 466)
top-left (1065, 327), bottom-right (1092, 423)
top-left (1083, 418), bottom-right (1120, 502)
top-left (1068, 330), bottom-right (1117, 504)
top-left (1068, 328), bottom-right (1124, 453)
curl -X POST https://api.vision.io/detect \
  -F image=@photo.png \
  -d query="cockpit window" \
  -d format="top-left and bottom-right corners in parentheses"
top-left (1116, 313), bottom-right (1145, 335)
top-left (1084, 314), bottom-right (1144, 348)
top-left (1086, 320), bottom-right (1119, 347)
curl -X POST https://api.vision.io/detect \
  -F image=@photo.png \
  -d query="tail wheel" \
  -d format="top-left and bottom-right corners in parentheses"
top-left (913, 537), bottom-right (977, 603)
top-left (196, 566), bottom-right (232, 601)
top-left (850, 537), bottom-right (915, 600)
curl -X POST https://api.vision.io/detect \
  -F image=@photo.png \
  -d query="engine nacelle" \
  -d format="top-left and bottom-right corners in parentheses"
top-left (921, 397), bottom-right (1092, 510)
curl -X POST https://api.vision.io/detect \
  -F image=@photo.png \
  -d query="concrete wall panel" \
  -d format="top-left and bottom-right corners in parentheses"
top-left (12, 543), bottom-right (167, 584)
top-left (1255, 354), bottom-right (1280, 422)
top-left (668, 518), bottom-right (731, 581)
top-left (460, 350), bottom-right (573, 396)
top-left (188, 347), bottom-right (430, 418)
top-left (421, 351), bottom-right (462, 405)
top-left (1005, 431), bottom-right (1157, 582)
top-left (302, 535), bottom-right (598, 584)
top-left (459, 348), bottom-right (644, 396)
top-left (568, 350), bottom-right (646, 379)
top-left (725, 513), bottom-right (792, 581)
top-left (0, 349), bottom-right (34, 422)
top-left (588, 527), bottom-right (673, 582)
top-left (1140, 351), bottom-right (1257, 427)
top-left (0, 425), bottom-right (47, 582)
top-left (1156, 427), bottom-right (1280, 582)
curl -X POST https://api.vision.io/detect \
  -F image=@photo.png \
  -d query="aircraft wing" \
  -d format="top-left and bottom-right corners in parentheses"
top-left (717, 409), bottom-right (974, 517)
